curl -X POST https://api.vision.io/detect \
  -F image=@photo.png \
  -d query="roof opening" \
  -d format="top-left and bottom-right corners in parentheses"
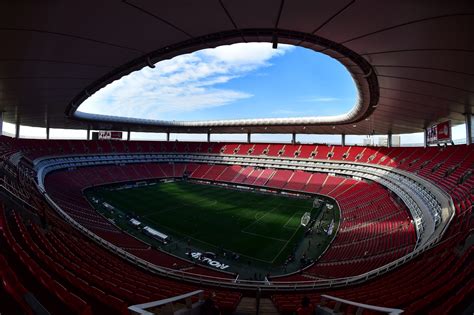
top-left (78, 43), bottom-right (357, 122)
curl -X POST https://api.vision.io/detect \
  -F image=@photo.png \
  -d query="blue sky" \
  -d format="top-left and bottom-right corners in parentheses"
top-left (79, 43), bottom-right (357, 121)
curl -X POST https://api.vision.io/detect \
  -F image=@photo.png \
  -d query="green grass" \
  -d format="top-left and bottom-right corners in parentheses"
top-left (91, 181), bottom-right (315, 265)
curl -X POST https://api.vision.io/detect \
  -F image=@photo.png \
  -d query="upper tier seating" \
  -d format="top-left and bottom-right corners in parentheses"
top-left (2, 135), bottom-right (470, 197)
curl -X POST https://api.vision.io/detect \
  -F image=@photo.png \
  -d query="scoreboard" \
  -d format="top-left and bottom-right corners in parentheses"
top-left (92, 131), bottom-right (123, 140)
top-left (426, 121), bottom-right (451, 145)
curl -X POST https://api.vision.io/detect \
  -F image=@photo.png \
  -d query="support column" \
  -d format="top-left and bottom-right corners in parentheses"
top-left (292, 132), bottom-right (296, 144)
top-left (87, 126), bottom-right (91, 140)
top-left (166, 132), bottom-right (170, 142)
top-left (387, 132), bottom-right (392, 148)
top-left (0, 112), bottom-right (3, 136)
top-left (465, 114), bottom-right (472, 145)
top-left (127, 130), bottom-right (130, 141)
top-left (423, 129), bottom-right (428, 148)
top-left (207, 131), bottom-right (211, 142)
top-left (46, 126), bottom-right (50, 140)
top-left (247, 132), bottom-right (251, 143)
top-left (15, 119), bottom-right (20, 139)
top-left (341, 134), bottom-right (346, 146)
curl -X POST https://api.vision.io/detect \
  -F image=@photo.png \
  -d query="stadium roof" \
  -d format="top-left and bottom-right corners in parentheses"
top-left (1, 1), bottom-right (473, 135)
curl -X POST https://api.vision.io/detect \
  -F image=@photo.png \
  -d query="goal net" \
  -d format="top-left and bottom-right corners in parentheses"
top-left (300, 212), bottom-right (311, 227)
top-left (313, 198), bottom-right (322, 209)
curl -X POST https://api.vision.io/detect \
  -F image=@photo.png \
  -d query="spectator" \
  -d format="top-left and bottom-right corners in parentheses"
top-left (201, 297), bottom-right (220, 315)
top-left (296, 296), bottom-right (314, 315)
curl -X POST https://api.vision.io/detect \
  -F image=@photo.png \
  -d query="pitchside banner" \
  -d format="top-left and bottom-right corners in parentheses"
top-left (426, 121), bottom-right (451, 145)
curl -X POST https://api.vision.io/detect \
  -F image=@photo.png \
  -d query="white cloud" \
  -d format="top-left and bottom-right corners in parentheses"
top-left (202, 43), bottom-right (293, 67)
top-left (300, 97), bottom-right (340, 102)
top-left (79, 43), bottom-right (294, 120)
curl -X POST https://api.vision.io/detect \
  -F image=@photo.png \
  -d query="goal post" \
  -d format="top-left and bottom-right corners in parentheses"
top-left (300, 212), bottom-right (311, 227)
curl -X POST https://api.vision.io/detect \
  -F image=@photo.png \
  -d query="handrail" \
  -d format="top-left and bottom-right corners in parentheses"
top-left (320, 294), bottom-right (404, 314)
top-left (128, 290), bottom-right (203, 315)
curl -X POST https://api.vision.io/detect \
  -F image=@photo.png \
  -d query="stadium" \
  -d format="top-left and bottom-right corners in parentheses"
top-left (0, 1), bottom-right (472, 315)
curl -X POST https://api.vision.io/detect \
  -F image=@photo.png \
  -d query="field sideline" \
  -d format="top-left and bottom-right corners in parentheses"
top-left (91, 181), bottom-right (316, 265)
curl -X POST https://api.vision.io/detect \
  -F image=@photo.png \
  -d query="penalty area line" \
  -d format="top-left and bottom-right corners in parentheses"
top-left (282, 211), bottom-right (299, 230)
top-left (244, 206), bottom-right (279, 232)
top-left (271, 224), bottom-right (302, 264)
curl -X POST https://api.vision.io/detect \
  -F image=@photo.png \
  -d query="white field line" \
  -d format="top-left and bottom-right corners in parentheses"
top-left (146, 216), bottom-right (276, 264)
top-left (241, 230), bottom-right (288, 242)
top-left (271, 224), bottom-right (302, 264)
top-left (282, 211), bottom-right (299, 230)
top-left (136, 185), bottom-right (303, 264)
top-left (243, 206), bottom-right (279, 232)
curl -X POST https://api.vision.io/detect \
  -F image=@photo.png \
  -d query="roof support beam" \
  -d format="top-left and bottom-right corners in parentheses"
top-left (207, 131), bottom-right (211, 143)
top-left (423, 129), bottom-right (427, 148)
top-left (465, 114), bottom-right (472, 146)
top-left (387, 132), bottom-right (392, 148)
top-left (15, 119), bottom-right (20, 139)
top-left (341, 134), bottom-right (346, 146)
top-left (247, 132), bottom-right (251, 143)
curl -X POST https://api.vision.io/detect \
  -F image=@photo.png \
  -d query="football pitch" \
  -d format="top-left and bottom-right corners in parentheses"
top-left (91, 181), bottom-right (316, 265)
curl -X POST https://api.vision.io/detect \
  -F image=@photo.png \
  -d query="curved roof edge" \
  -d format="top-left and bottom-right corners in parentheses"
top-left (67, 29), bottom-right (379, 133)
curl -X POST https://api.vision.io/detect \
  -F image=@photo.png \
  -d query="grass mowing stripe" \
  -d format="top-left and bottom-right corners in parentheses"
top-left (91, 181), bottom-right (314, 265)
top-left (282, 211), bottom-right (300, 230)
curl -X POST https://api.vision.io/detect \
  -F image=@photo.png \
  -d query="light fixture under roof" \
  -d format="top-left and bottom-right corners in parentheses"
top-left (272, 33), bottom-right (278, 49)
top-left (146, 56), bottom-right (155, 69)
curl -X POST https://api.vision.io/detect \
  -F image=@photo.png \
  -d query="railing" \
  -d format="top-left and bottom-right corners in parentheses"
top-left (128, 290), bottom-right (204, 315)
top-left (320, 294), bottom-right (403, 314)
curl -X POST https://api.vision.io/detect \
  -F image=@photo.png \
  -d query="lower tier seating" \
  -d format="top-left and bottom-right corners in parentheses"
top-left (0, 206), bottom-right (242, 314)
